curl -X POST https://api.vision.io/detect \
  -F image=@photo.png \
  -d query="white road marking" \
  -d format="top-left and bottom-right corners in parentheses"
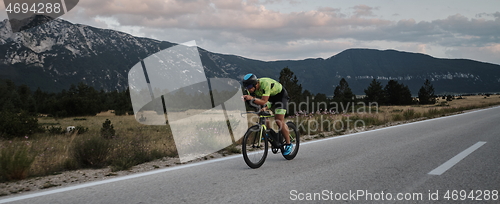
top-left (428, 141), bottom-right (487, 176)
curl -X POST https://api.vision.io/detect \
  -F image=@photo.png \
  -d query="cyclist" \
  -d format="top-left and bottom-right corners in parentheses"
top-left (242, 73), bottom-right (293, 155)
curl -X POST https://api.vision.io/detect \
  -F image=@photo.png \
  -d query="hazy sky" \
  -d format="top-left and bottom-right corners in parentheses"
top-left (2, 0), bottom-right (499, 64)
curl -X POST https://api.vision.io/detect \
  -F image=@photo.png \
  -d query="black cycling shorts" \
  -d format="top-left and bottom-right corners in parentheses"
top-left (268, 88), bottom-right (289, 115)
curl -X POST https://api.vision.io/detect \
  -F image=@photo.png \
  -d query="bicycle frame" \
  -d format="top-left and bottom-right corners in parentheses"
top-left (254, 111), bottom-right (284, 152)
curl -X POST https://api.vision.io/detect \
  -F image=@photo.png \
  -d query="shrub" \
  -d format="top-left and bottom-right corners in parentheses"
top-left (109, 136), bottom-right (161, 172)
top-left (0, 145), bottom-right (35, 181)
top-left (72, 135), bottom-right (111, 168)
top-left (0, 111), bottom-right (42, 139)
top-left (437, 101), bottom-right (449, 106)
top-left (45, 125), bottom-right (87, 135)
top-left (46, 126), bottom-right (65, 134)
top-left (74, 125), bottom-right (89, 134)
top-left (392, 114), bottom-right (403, 121)
top-left (424, 108), bottom-right (440, 118)
top-left (403, 109), bottom-right (420, 120)
top-left (109, 146), bottom-right (138, 172)
top-left (361, 115), bottom-right (383, 127)
top-left (101, 119), bottom-right (115, 139)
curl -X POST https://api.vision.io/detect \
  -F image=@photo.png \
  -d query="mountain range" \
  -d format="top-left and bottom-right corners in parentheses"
top-left (1, 15), bottom-right (500, 95)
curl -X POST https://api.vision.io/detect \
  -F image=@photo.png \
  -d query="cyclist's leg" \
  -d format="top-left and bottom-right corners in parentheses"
top-left (271, 88), bottom-right (290, 144)
top-left (274, 113), bottom-right (290, 144)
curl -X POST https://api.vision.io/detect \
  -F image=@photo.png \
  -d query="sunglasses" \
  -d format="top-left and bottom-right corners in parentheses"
top-left (246, 84), bottom-right (254, 89)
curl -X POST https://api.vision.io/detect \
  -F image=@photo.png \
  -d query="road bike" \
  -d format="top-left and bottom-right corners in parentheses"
top-left (241, 109), bottom-right (300, 168)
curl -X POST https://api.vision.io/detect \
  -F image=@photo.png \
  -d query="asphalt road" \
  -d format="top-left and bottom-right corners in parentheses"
top-left (2, 106), bottom-right (499, 203)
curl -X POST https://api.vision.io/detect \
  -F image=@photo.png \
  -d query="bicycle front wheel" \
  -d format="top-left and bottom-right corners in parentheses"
top-left (242, 125), bottom-right (268, 168)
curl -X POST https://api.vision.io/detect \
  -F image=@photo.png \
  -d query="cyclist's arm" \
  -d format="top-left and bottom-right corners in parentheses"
top-left (243, 95), bottom-right (269, 106)
top-left (252, 96), bottom-right (269, 106)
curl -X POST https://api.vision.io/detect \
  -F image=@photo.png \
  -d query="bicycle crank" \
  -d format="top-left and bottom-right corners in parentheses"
top-left (271, 147), bottom-right (279, 154)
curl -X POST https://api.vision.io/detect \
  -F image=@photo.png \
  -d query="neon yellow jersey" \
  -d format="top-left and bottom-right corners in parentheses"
top-left (254, 78), bottom-right (282, 97)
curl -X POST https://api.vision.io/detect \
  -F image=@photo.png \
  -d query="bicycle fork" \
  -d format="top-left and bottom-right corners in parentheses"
top-left (253, 125), bottom-right (267, 148)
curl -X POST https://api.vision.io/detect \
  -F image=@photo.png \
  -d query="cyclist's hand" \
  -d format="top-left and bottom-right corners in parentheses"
top-left (242, 95), bottom-right (253, 101)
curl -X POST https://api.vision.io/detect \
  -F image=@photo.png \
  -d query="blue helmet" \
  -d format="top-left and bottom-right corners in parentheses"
top-left (242, 73), bottom-right (258, 89)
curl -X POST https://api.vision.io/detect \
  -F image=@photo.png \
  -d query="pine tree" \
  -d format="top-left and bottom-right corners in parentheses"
top-left (384, 80), bottom-right (413, 105)
top-left (364, 79), bottom-right (385, 105)
top-left (333, 78), bottom-right (355, 106)
top-left (279, 67), bottom-right (302, 115)
top-left (279, 67), bottom-right (302, 102)
top-left (301, 90), bottom-right (312, 113)
top-left (418, 79), bottom-right (436, 104)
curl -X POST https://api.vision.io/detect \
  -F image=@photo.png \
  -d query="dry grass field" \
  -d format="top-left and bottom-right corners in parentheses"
top-left (2, 112), bottom-right (177, 179)
top-left (374, 95), bottom-right (500, 125)
top-left (381, 95), bottom-right (500, 115)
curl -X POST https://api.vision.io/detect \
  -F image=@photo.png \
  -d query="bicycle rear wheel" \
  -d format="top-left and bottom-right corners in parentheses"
top-left (282, 122), bottom-right (299, 160)
top-left (242, 125), bottom-right (268, 168)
